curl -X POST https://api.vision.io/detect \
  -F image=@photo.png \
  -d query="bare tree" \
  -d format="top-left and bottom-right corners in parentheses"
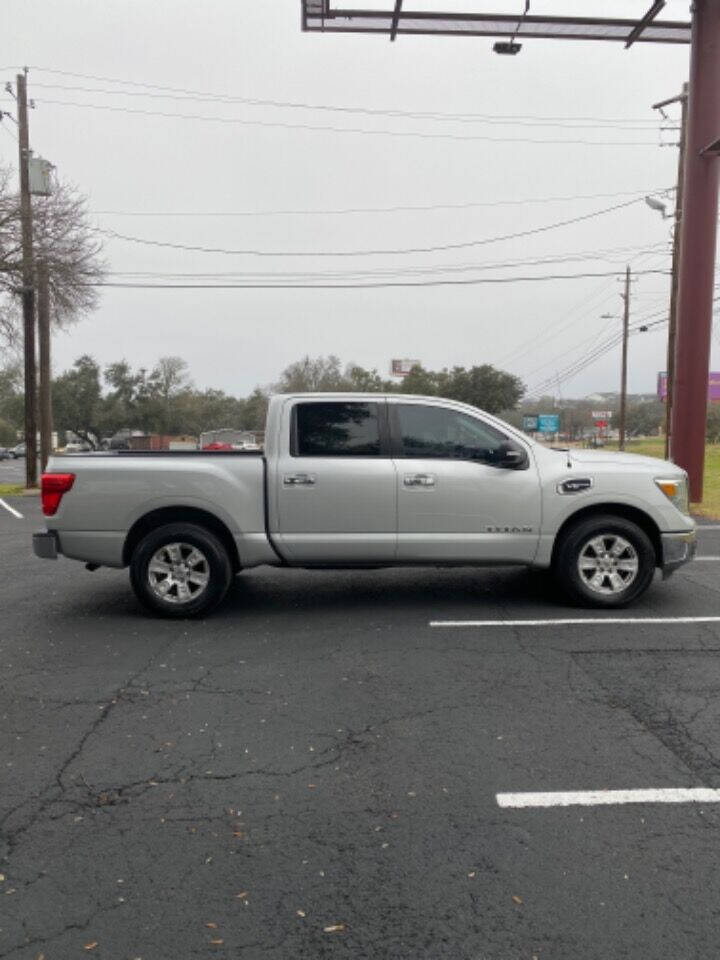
top-left (0, 163), bottom-right (105, 348)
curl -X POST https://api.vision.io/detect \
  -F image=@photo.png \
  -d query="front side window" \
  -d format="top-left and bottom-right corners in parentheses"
top-left (396, 403), bottom-right (507, 463)
top-left (294, 402), bottom-right (381, 456)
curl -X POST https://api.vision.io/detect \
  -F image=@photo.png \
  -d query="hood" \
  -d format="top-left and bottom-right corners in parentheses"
top-left (566, 448), bottom-right (679, 472)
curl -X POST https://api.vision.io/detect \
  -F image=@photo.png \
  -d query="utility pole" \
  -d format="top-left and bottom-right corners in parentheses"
top-left (653, 84), bottom-right (689, 461)
top-left (17, 71), bottom-right (37, 488)
top-left (37, 263), bottom-right (52, 472)
top-left (618, 266), bottom-right (631, 451)
top-left (670, 0), bottom-right (720, 504)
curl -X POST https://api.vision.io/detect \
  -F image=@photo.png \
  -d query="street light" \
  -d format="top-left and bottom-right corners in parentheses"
top-left (644, 195), bottom-right (669, 218)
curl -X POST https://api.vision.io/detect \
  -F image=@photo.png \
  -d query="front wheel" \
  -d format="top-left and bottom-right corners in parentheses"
top-left (129, 522), bottom-right (232, 618)
top-left (553, 515), bottom-right (656, 608)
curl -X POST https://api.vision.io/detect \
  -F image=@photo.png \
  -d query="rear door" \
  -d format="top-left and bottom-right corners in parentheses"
top-left (272, 398), bottom-right (397, 562)
top-left (390, 400), bottom-right (541, 563)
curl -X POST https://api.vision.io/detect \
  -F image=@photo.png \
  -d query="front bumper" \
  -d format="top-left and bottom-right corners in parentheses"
top-left (33, 530), bottom-right (59, 560)
top-left (661, 528), bottom-right (697, 578)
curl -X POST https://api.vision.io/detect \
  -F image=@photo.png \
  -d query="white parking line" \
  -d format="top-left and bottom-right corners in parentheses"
top-left (430, 616), bottom-right (720, 628)
top-left (497, 788), bottom-right (720, 808)
top-left (0, 498), bottom-right (23, 519)
top-left (694, 556), bottom-right (720, 561)
top-left (697, 525), bottom-right (720, 531)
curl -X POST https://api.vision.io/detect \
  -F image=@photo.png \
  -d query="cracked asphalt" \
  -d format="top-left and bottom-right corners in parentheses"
top-left (2, 497), bottom-right (720, 959)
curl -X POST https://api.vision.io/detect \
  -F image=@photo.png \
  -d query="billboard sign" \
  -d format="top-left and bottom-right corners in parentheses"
top-left (522, 414), bottom-right (539, 432)
top-left (591, 410), bottom-right (613, 420)
top-left (658, 371), bottom-right (720, 402)
top-left (390, 359), bottom-right (421, 377)
top-left (537, 414), bottom-right (560, 433)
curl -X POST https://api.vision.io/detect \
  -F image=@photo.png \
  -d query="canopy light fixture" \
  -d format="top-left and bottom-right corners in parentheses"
top-left (493, 40), bottom-right (522, 55)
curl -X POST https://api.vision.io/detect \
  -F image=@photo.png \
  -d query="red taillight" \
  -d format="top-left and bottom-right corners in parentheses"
top-left (41, 472), bottom-right (75, 516)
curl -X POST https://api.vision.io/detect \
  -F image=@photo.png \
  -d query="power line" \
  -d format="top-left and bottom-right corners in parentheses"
top-left (104, 242), bottom-right (669, 283)
top-left (525, 316), bottom-right (669, 398)
top-left (36, 83), bottom-right (669, 131)
top-left (90, 186), bottom-right (675, 219)
top-left (503, 247), bottom-right (674, 380)
top-left (88, 268), bottom-right (670, 290)
top-left (26, 98), bottom-right (665, 147)
top-left (97, 197), bottom-right (649, 258)
top-left (27, 68), bottom-right (665, 127)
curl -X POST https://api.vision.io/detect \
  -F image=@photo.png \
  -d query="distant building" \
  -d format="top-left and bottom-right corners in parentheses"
top-left (128, 435), bottom-right (197, 451)
top-left (199, 428), bottom-right (260, 450)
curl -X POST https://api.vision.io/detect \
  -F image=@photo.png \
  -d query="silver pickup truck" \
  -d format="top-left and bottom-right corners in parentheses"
top-left (33, 392), bottom-right (696, 617)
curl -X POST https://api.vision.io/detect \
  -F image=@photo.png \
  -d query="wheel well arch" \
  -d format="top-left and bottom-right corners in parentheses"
top-left (123, 507), bottom-right (241, 572)
top-left (551, 503), bottom-right (662, 568)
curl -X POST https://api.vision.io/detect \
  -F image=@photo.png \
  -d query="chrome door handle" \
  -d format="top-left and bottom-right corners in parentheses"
top-left (404, 473), bottom-right (435, 487)
top-left (283, 473), bottom-right (316, 486)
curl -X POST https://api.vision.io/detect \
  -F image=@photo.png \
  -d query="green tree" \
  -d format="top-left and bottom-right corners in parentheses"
top-left (52, 355), bottom-right (104, 446)
top-left (344, 364), bottom-right (394, 392)
top-left (621, 400), bottom-right (664, 438)
top-left (102, 360), bottom-right (151, 434)
top-left (0, 362), bottom-right (23, 443)
top-left (399, 364), bottom-right (440, 396)
top-left (707, 403), bottom-right (720, 444)
top-left (146, 356), bottom-right (193, 433)
top-left (242, 388), bottom-right (269, 432)
top-left (274, 355), bottom-right (351, 393)
top-left (403, 364), bottom-right (524, 413)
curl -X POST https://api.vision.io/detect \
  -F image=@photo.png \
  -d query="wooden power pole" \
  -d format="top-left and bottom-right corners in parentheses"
top-left (37, 263), bottom-right (52, 472)
top-left (17, 71), bottom-right (37, 488)
top-left (653, 84), bottom-right (689, 461)
top-left (618, 266), bottom-right (631, 451)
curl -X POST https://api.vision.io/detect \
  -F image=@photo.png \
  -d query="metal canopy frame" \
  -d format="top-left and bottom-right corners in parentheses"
top-left (301, 2), bottom-right (691, 45)
top-left (300, 0), bottom-right (719, 502)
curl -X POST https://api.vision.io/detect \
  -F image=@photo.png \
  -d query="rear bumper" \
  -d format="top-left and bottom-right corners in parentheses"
top-left (33, 530), bottom-right (59, 560)
top-left (661, 529), bottom-right (697, 578)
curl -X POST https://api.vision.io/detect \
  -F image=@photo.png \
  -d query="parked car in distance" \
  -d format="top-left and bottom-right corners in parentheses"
top-left (0, 446), bottom-right (11, 460)
top-left (9, 442), bottom-right (26, 458)
top-left (33, 392), bottom-right (696, 618)
top-left (64, 441), bottom-right (93, 453)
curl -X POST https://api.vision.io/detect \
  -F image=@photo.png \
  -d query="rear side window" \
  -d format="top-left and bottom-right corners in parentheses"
top-left (395, 403), bottom-right (507, 462)
top-left (294, 402), bottom-right (381, 456)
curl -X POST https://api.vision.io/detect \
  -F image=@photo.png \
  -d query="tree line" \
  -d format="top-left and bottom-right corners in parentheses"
top-left (0, 354), bottom-right (525, 447)
top-left (2, 348), bottom-right (718, 448)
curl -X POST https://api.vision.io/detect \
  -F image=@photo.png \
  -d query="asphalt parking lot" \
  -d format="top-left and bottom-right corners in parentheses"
top-left (2, 497), bottom-right (720, 959)
top-left (0, 458), bottom-right (26, 486)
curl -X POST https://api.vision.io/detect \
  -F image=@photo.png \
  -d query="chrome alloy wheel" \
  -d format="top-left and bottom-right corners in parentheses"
top-left (577, 533), bottom-right (639, 596)
top-left (147, 542), bottom-right (210, 604)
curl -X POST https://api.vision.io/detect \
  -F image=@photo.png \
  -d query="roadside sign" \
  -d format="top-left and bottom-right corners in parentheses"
top-left (658, 371), bottom-right (720, 402)
top-left (522, 415), bottom-right (539, 432)
top-left (591, 410), bottom-right (613, 420)
top-left (390, 359), bottom-right (421, 377)
top-left (537, 414), bottom-right (560, 433)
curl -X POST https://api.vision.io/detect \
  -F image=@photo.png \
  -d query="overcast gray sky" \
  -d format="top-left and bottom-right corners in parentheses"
top-left (3, 0), bottom-right (718, 401)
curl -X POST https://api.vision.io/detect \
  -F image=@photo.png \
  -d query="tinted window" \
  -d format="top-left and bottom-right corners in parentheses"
top-left (295, 402), bottom-right (381, 456)
top-left (396, 404), bottom-right (506, 462)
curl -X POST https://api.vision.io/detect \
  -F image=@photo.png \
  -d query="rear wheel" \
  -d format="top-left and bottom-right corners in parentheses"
top-left (553, 514), bottom-right (656, 608)
top-left (129, 522), bottom-right (232, 618)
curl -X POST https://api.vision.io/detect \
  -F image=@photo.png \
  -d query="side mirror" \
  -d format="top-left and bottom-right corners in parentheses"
top-left (495, 441), bottom-right (529, 470)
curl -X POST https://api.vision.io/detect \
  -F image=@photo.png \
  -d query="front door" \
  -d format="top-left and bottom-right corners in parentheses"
top-left (390, 401), bottom-right (541, 563)
top-left (274, 399), bottom-right (397, 563)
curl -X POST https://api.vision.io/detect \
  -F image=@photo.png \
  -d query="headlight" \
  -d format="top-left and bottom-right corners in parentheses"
top-left (655, 475), bottom-right (690, 515)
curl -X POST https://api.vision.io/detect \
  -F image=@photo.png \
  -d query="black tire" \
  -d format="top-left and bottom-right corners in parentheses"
top-left (553, 514), bottom-right (657, 608)
top-left (129, 522), bottom-right (232, 618)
